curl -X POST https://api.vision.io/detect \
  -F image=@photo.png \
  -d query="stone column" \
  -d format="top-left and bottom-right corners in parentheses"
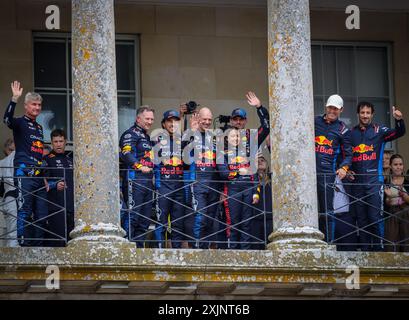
top-left (266, 0), bottom-right (326, 248)
top-left (70, 0), bottom-right (126, 242)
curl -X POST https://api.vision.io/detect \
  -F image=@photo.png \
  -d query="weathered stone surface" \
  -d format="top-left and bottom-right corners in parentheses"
top-left (1, 244), bottom-right (409, 277)
top-left (1, 245), bottom-right (409, 298)
top-left (266, 0), bottom-right (324, 246)
top-left (71, 0), bottom-right (125, 242)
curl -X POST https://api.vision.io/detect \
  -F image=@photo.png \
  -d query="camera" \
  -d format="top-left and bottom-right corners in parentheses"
top-left (218, 115), bottom-right (232, 131)
top-left (184, 101), bottom-right (198, 115)
top-left (218, 115), bottom-right (231, 124)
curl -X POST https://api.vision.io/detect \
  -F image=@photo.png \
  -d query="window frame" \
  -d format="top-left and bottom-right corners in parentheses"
top-left (32, 32), bottom-right (141, 144)
top-left (311, 40), bottom-right (395, 150)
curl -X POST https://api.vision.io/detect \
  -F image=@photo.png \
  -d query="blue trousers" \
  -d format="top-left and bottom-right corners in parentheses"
top-left (15, 172), bottom-right (48, 247)
top-left (156, 185), bottom-right (185, 248)
top-left (351, 184), bottom-right (384, 251)
top-left (124, 174), bottom-right (154, 248)
top-left (224, 182), bottom-right (256, 250)
top-left (192, 182), bottom-right (220, 249)
top-left (317, 173), bottom-right (335, 242)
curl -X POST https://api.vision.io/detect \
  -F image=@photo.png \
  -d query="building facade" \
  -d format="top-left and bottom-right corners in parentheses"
top-left (1, 0), bottom-right (409, 299)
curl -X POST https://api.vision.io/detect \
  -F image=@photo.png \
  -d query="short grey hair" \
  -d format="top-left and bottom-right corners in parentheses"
top-left (137, 105), bottom-right (154, 116)
top-left (24, 92), bottom-right (43, 103)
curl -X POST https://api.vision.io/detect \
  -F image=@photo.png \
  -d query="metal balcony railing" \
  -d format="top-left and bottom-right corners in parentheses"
top-left (2, 166), bottom-right (409, 252)
top-left (119, 171), bottom-right (272, 249)
top-left (319, 173), bottom-right (409, 252)
top-left (0, 166), bottom-right (71, 247)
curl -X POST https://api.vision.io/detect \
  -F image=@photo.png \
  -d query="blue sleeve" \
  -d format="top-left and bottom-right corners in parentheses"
top-left (43, 159), bottom-right (57, 190)
top-left (256, 105), bottom-right (270, 147)
top-left (339, 128), bottom-right (352, 169)
top-left (119, 133), bottom-right (139, 169)
top-left (382, 119), bottom-right (406, 142)
top-left (3, 101), bottom-right (17, 129)
top-left (154, 164), bottom-right (161, 189)
top-left (48, 180), bottom-right (58, 190)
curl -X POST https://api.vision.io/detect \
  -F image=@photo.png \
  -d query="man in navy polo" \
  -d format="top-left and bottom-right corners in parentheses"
top-left (3, 81), bottom-right (47, 246)
top-left (314, 94), bottom-right (352, 242)
top-left (350, 102), bottom-right (405, 251)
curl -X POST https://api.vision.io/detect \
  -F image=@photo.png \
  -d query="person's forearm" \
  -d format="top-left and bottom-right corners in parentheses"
top-left (3, 101), bottom-right (17, 128)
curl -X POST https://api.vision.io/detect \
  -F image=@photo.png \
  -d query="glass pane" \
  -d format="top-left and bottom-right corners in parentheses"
top-left (322, 46), bottom-right (337, 95)
top-left (69, 94), bottom-right (72, 141)
top-left (68, 42), bottom-right (72, 89)
top-left (36, 94), bottom-right (68, 142)
top-left (116, 43), bottom-right (135, 91)
top-left (356, 47), bottom-right (389, 97)
top-left (314, 96), bottom-right (324, 115)
top-left (311, 46), bottom-right (323, 95)
top-left (34, 41), bottom-right (66, 88)
top-left (337, 47), bottom-right (355, 96)
top-left (118, 96), bottom-right (136, 137)
top-left (338, 97), bottom-right (357, 127)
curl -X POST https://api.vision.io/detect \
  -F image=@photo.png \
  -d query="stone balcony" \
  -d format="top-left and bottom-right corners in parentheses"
top-left (1, 242), bottom-right (409, 299)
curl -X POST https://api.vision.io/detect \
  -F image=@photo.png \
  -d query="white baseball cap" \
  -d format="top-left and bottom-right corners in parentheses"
top-left (326, 94), bottom-right (344, 109)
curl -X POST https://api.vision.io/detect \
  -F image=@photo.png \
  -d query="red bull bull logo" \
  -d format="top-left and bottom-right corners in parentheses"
top-left (233, 156), bottom-right (247, 164)
top-left (199, 151), bottom-right (215, 160)
top-left (352, 144), bottom-right (374, 154)
top-left (315, 135), bottom-right (333, 147)
top-left (164, 156), bottom-right (183, 167)
top-left (32, 140), bottom-right (43, 148)
top-left (352, 144), bottom-right (376, 162)
top-left (31, 140), bottom-right (43, 154)
top-left (315, 136), bottom-right (334, 155)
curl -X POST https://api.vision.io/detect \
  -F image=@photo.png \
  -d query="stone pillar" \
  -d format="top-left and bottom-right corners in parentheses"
top-left (266, 0), bottom-right (326, 248)
top-left (70, 0), bottom-right (126, 242)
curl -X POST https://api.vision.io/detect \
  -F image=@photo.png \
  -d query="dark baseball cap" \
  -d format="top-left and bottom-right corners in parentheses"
top-left (162, 109), bottom-right (180, 121)
top-left (231, 108), bottom-right (247, 119)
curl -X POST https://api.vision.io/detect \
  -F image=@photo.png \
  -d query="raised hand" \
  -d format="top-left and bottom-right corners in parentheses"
top-left (392, 106), bottom-right (403, 120)
top-left (11, 81), bottom-right (23, 102)
top-left (246, 91), bottom-right (261, 108)
top-left (384, 186), bottom-right (392, 197)
top-left (190, 112), bottom-right (200, 131)
top-left (57, 181), bottom-right (66, 191)
top-left (179, 103), bottom-right (188, 116)
top-left (336, 167), bottom-right (347, 180)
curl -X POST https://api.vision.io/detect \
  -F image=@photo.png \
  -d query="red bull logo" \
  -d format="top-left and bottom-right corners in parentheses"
top-left (164, 156), bottom-right (183, 167)
top-left (233, 156), bottom-right (247, 164)
top-left (31, 140), bottom-right (43, 154)
top-left (352, 144), bottom-right (374, 154)
top-left (315, 136), bottom-right (333, 147)
top-left (315, 136), bottom-right (333, 155)
top-left (199, 151), bottom-right (215, 160)
top-left (352, 144), bottom-right (376, 162)
top-left (32, 140), bottom-right (43, 148)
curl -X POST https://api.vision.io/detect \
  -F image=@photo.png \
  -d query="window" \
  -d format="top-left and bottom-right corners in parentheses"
top-left (33, 33), bottom-right (140, 142)
top-left (311, 42), bottom-right (393, 130)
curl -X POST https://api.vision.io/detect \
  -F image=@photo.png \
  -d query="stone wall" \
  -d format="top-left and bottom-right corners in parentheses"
top-left (0, 1), bottom-right (408, 159)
